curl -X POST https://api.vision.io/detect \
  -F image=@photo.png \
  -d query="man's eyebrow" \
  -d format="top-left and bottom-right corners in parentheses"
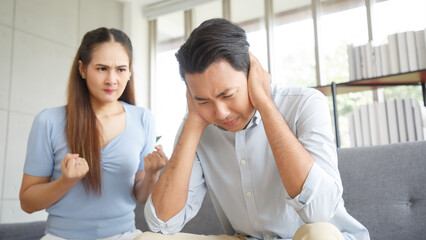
top-left (194, 89), bottom-right (234, 101)
top-left (194, 96), bottom-right (209, 101)
top-left (216, 88), bottom-right (232, 98)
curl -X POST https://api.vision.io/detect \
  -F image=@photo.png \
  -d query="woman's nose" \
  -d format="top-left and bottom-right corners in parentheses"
top-left (105, 71), bottom-right (117, 85)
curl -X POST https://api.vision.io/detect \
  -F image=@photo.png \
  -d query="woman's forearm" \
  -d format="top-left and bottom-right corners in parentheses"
top-left (20, 175), bottom-right (77, 213)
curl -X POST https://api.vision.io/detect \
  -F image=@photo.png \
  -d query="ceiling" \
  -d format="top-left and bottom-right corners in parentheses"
top-left (127, 0), bottom-right (167, 6)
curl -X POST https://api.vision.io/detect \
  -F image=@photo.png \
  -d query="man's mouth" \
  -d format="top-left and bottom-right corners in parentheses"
top-left (223, 117), bottom-right (239, 127)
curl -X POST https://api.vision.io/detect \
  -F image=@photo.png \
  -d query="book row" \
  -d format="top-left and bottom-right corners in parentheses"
top-left (347, 29), bottom-right (426, 81)
top-left (347, 98), bottom-right (424, 147)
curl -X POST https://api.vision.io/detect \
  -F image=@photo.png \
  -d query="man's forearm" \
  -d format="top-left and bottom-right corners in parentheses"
top-left (151, 119), bottom-right (205, 221)
top-left (257, 101), bottom-right (314, 198)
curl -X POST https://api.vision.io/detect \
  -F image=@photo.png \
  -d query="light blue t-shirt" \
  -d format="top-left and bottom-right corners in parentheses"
top-left (24, 101), bottom-right (156, 239)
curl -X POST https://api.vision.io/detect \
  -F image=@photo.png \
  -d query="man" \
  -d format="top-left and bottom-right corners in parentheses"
top-left (140, 18), bottom-right (369, 240)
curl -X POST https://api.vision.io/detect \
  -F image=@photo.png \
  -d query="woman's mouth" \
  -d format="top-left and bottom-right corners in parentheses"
top-left (104, 89), bottom-right (115, 94)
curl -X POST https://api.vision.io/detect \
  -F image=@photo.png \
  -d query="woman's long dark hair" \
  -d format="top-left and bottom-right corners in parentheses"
top-left (66, 27), bottom-right (135, 195)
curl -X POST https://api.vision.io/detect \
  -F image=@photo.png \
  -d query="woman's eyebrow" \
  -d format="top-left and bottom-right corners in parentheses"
top-left (94, 63), bottom-right (128, 68)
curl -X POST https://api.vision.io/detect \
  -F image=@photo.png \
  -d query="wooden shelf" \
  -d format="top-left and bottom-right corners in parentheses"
top-left (315, 69), bottom-right (426, 96)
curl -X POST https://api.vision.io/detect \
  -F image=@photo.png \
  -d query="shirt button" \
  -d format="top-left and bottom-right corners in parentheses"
top-left (240, 159), bottom-right (246, 165)
top-left (254, 221), bottom-right (259, 226)
top-left (246, 191), bottom-right (252, 197)
top-left (265, 233), bottom-right (271, 238)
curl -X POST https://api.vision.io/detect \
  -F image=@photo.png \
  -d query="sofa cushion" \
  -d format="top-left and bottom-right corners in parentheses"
top-left (337, 140), bottom-right (426, 240)
top-left (0, 221), bottom-right (46, 240)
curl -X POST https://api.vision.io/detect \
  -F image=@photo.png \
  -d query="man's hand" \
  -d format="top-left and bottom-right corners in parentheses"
top-left (186, 88), bottom-right (210, 129)
top-left (144, 145), bottom-right (168, 175)
top-left (247, 53), bottom-right (273, 110)
top-left (60, 153), bottom-right (89, 184)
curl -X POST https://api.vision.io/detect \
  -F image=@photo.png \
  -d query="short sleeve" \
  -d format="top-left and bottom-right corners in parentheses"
top-left (138, 109), bottom-right (156, 170)
top-left (23, 110), bottom-right (55, 177)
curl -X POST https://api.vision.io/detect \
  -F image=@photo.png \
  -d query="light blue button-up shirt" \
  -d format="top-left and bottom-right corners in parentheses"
top-left (145, 84), bottom-right (369, 240)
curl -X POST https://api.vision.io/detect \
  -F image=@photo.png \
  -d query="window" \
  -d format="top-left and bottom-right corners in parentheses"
top-left (273, 0), bottom-right (316, 86)
top-left (231, 0), bottom-right (268, 68)
top-left (149, 0), bottom-right (425, 150)
top-left (155, 11), bottom-right (186, 157)
top-left (320, 0), bottom-right (368, 84)
top-left (193, 1), bottom-right (222, 29)
top-left (318, 0), bottom-right (371, 147)
top-left (372, 0), bottom-right (426, 43)
top-left (154, 2), bottom-right (224, 157)
top-left (372, 0), bottom-right (426, 103)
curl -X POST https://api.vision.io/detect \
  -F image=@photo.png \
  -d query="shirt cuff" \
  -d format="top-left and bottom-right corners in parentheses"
top-left (144, 195), bottom-right (186, 234)
top-left (285, 162), bottom-right (335, 209)
top-left (285, 162), bottom-right (343, 222)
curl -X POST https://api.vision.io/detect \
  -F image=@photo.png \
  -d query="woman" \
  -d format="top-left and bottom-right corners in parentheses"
top-left (19, 27), bottom-right (167, 240)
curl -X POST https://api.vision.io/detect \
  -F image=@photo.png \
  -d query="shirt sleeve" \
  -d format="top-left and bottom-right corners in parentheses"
top-left (144, 120), bottom-right (207, 234)
top-left (138, 109), bottom-right (157, 170)
top-left (284, 90), bottom-right (344, 223)
top-left (144, 155), bottom-right (207, 234)
top-left (23, 109), bottom-right (55, 177)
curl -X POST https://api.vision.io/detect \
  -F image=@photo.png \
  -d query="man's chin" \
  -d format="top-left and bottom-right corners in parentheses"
top-left (215, 123), bottom-right (244, 132)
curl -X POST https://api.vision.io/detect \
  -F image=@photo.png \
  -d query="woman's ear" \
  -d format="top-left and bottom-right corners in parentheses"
top-left (78, 60), bottom-right (86, 79)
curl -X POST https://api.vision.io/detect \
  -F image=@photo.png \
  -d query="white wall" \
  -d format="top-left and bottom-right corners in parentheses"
top-left (122, 1), bottom-right (151, 108)
top-left (0, 0), bottom-right (151, 224)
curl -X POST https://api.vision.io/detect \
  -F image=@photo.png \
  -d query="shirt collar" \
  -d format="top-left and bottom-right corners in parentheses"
top-left (246, 110), bottom-right (261, 129)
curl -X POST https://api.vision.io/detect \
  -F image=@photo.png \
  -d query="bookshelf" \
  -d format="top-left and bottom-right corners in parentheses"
top-left (314, 69), bottom-right (426, 148)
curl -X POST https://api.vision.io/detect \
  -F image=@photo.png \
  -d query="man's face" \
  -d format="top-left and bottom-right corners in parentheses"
top-left (185, 59), bottom-right (255, 132)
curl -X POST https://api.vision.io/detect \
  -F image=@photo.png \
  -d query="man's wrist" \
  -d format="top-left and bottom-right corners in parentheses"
top-left (254, 96), bottom-right (275, 115)
top-left (185, 115), bottom-right (208, 132)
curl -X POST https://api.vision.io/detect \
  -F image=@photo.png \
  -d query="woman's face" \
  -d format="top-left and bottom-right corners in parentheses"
top-left (79, 42), bottom-right (131, 107)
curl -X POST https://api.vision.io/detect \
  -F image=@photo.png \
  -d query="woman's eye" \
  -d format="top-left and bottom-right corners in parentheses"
top-left (224, 94), bottom-right (233, 99)
top-left (118, 68), bottom-right (126, 72)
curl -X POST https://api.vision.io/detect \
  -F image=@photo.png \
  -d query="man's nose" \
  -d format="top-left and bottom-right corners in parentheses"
top-left (215, 101), bottom-right (230, 120)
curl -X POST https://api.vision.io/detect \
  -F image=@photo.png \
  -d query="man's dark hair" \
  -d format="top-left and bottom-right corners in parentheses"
top-left (175, 18), bottom-right (250, 81)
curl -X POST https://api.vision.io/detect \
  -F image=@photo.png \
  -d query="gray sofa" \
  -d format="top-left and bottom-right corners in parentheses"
top-left (2, 141), bottom-right (425, 240)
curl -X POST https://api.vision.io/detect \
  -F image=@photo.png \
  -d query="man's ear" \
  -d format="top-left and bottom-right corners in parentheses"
top-left (78, 60), bottom-right (86, 79)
